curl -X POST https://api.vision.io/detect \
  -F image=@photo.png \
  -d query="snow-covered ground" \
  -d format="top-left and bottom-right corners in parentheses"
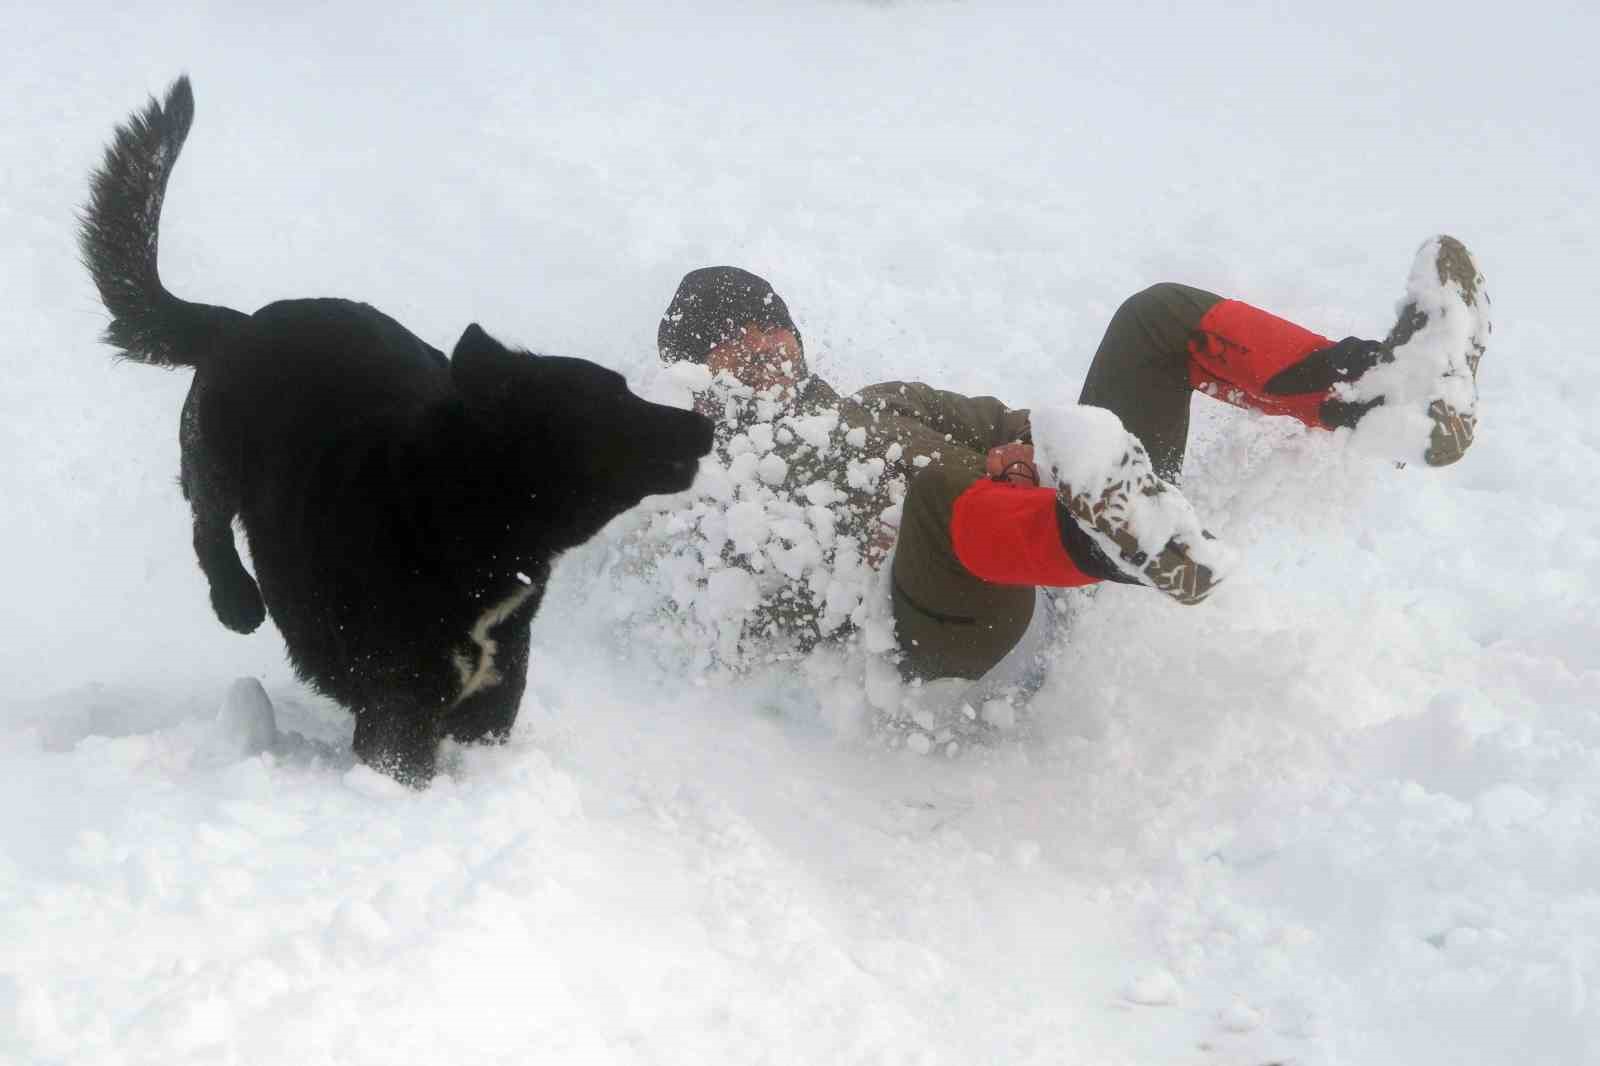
top-left (4, 2), bottom-right (1598, 1062)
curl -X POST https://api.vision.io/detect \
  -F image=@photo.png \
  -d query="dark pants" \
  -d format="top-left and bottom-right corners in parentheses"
top-left (892, 283), bottom-right (1222, 680)
top-left (1077, 282), bottom-right (1223, 480)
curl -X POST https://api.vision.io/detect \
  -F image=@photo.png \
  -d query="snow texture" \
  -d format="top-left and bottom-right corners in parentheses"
top-left (4, 2), bottom-right (1599, 1064)
top-left (606, 370), bottom-right (894, 685)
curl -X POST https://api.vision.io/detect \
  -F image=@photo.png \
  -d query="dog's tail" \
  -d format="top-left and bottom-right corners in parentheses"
top-left (78, 76), bottom-right (246, 368)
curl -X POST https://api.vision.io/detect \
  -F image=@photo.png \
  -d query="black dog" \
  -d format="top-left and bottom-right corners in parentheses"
top-left (79, 77), bottom-right (712, 784)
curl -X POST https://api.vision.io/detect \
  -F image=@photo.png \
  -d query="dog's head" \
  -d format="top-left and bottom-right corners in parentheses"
top-left (451, 324), bottom-right (713, 549)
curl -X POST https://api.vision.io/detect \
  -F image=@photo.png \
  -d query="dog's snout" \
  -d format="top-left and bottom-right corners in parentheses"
top-left (637, 397), bottom-right (713, 459)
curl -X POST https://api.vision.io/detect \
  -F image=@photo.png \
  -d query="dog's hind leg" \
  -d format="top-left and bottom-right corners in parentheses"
top-left (180, 382), bottom-right (265, 634)
top-left (352, 705), bottom-right (439, 787)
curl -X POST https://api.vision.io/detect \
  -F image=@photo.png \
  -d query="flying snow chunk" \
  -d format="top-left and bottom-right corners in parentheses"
top-left (728, 451), bottom-right (760, 484)
top-left (663, 362), bottom-right (713, 392)
top-left (747, 422), bottom-right (776, 453)
top-left (787, 410), bottom-right (840, 451)
top-left (801, 480), bottom-right (843, 506)
top-left (211, 677), bottom-right (278, 761)
top-left (726, 499), bottom-right (773, 554)
top-left (846, 457), bottom-right (885, 490)
top-left (757, 453), bottom-right (790, 486)
top-left (705, 567), bottom-right (761, 617)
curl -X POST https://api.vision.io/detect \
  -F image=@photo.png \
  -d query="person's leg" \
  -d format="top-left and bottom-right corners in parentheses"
top-left (891, 429), bottom-right (1222, 680)
top-left (1185, 302), bottom-right (1384, 431)
top-left (1076, 283), bottom-right (1222, 480)
top-left (891, 463), bottom-right (1040, 681)
top-left (1077, 236), bottom-right (1490, 476)
top-left (891, 238), bottom-right (1489, 680)
top-left (1077, 283), bottom-right (1386, 478)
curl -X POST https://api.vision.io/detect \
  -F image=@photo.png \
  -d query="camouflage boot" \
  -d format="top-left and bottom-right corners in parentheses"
top-left (1334, 235), bottom-right (1492, 466)
top-left (1039, 407), bottom-right (1231, 606)
top-left (1387, 235), bottom-right (1491, 465)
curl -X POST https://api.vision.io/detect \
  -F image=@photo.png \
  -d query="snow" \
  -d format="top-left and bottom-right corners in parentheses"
top-left (5, 1), bottom-right (1600, 1063)
top-left (1124, 969), bottom-right (1182, 1007)
top-left (612, 369), bottom-right (905, 682)
top-left (207, 678), bottom-right (278, 763)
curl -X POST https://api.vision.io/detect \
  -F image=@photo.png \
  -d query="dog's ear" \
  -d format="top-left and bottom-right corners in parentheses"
top-left (451, 323), bottom-right (520, 408)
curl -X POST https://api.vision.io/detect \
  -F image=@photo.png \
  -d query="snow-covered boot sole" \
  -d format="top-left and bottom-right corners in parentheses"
top-left (1032, 406), bottom-right (1231, 606)
top-left (1410, 236), bottom-right (1489, 465)
top-left (1344, 235), bottom-right (1491, 466)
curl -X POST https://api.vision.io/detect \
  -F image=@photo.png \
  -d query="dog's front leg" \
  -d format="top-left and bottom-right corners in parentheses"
top-left (445, 624), bottom-right (530, 745)
top-left (352, 704), bottom-right (440, 787)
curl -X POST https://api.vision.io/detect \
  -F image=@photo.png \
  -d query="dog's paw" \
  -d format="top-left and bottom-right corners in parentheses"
top-left (211, 576), bottom-right (266, 633)
top-left (352, 710), bottom-right (440, 789)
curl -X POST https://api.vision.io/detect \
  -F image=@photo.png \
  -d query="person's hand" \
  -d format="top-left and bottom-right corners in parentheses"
top-left (985, 442), bottom-right (1038, 486)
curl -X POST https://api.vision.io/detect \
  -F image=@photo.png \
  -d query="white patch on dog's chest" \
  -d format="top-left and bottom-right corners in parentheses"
top-left (450, 584), bottom-right (536, 705)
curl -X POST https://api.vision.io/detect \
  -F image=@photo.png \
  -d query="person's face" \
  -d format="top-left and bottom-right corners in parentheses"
top-left (703, 324), bottom-right (805, 393)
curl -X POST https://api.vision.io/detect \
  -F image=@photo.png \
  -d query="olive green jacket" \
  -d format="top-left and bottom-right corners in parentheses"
top-left (716, 373), bottom-right (1029, 649)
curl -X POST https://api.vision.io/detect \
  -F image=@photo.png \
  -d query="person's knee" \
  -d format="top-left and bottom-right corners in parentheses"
top-left (903, 463), bottom-right (977, 525)
top-left (1116, 283), bottom-right (1189, 326)
top-left (1108, 283), bottom-right (1222, 364)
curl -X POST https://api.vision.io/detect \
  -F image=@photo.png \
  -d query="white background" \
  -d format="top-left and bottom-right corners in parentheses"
top-left (2, 2), bottom-right (1596, 1062)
